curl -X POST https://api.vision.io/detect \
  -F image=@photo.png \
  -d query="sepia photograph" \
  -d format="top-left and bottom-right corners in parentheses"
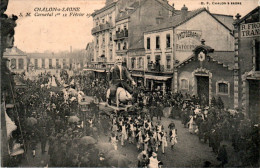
top-left (1, 0), bottom-right (259, 167)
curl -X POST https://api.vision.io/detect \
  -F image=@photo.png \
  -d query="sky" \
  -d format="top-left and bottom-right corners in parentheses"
top-left (5, 0), bottom-right (258, 53)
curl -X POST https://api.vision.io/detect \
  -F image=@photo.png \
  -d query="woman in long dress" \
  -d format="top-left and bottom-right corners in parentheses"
top-left (51, 76), bottom-right (57, 87)
top-left (121, 123), bottom-right (127, 146)
top-left (188, 115), bottom-right (195, 134)
top-left (161, 132), bottom-right (167, 154)
top-left (170, 129), bottom-right (177, 150)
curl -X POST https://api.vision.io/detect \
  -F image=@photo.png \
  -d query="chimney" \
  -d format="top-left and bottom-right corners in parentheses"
top-left (181, 4), bottom-right (188, 20)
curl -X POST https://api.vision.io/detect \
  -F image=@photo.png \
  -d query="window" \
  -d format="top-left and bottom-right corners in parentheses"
top-left (147, 55), bottom-right (151, 63)
top-left (18, 58), bottom-right (24, 69)
top-left (63, 59), bottom-right (66, 68)
top-left (34, 59), bottom-right (38, 69)
top-left (218, 82), bottom-right (229, 94)
top-left (109, 32), bottom-right (112, 42)
top-left (180, 79), bottom-right (189, 90)
top-left (166, 34), bottom-right (171, 48)
top-left (118, 42), bottom-right (121, 50)
top-left (155, 55), bottom-right (161, 61)
top-left (123, 42), bottom-right (127, 50)
top-left (138, 57), bottom-right (143, 69)
top-left (255, 40), bottom-right (260, 71)
top-left (56, 59), bottom-right (59, 68)
top-left (42, 58), bottom-right (45, 68)
top-left (49, 59), bottom-right (52, 69)
top-left (109, 16), bottom-right (112, 21)
top-left (102, 34), bottom-right (105, 44)
top-left (166, 55), bottom-right (171, 69)
top-left (11, 59), bottom-right (16, 69)
top-left (102, 19), bottom-right (105, 23)
top-left (96, 22), bottom-right (98, 26)
top-left (156, 36), bottom-right (160, 49)
top-left (131, 58), bottom-right (135, 69)
top-left (147, 37), bottom-right (150, 50)
top-left (109, 49), bottom-right (113, 60)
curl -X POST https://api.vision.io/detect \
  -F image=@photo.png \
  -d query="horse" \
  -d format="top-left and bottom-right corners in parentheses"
top-left (106, 87), bottom-right (132, 108)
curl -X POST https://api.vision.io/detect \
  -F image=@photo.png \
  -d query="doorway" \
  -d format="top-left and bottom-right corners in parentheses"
top-left (248, 79), bottom-right (260, 123)
top-left (197, 76), bottom-right (209, 106)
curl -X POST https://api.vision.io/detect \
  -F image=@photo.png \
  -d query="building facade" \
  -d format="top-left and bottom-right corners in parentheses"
top-left (90, 0), bottom-right (174, 81)
top-left (3, 47), bottom-right (84, 77)
top-left (141, 7), bottom-right (234, 96)
top-left (3, 47), bottom-right (27, 73)
top-left (234, 7), bottom-right (260, 121)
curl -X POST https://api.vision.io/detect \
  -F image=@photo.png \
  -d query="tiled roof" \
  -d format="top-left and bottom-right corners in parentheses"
top-left (210, 51), bottom-right (235, 70)
top-left (212, 14), bottom-right (234, 30)
top-left (145, 8), bottom-right (232, 33)
top-left (176, 50), bottom-right (234, 70)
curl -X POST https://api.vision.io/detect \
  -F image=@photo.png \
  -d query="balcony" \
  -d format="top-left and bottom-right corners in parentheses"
top-left (91, 22), bottom-right (112, 34)
top-left (147, 64), bottom-right (165, 72)
top-left (114, 29), bottom-right (128, 40)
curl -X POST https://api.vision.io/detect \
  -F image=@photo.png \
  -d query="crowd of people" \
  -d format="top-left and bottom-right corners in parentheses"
top-left (5, 70), bottom-right (259, 167)
top-left (108, 111), bottom-right (177, 167)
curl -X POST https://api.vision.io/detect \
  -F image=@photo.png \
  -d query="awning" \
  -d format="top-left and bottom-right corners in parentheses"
top-left (94, 69), bottom-right (106, 72)
top-left (131, 74), bottom-right (144, 77)
top-left (145, 75), bottom-right (171, 81)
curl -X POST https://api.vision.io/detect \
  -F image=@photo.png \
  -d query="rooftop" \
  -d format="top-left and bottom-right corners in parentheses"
top-left (145, 7), bottom-right (232, 33)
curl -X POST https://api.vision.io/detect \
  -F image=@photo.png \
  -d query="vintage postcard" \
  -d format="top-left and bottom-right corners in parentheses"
top-left (1, 0), bottom-right (259, 167)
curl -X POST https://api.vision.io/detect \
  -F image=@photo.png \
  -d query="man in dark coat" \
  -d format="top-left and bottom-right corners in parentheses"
top-left (217, 145), bottom-right (228, 167)
top-left (107, 56), bottom-right (136, 104)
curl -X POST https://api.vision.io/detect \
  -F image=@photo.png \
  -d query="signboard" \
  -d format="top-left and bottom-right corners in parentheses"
top-left (176, 30), bottom-right (202, 52)
top-left (241, 22), bottom-right (260, 38)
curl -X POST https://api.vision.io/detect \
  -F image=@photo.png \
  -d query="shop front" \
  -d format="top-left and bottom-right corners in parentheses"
top-left (175, 43), bottom-right (235, 108)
